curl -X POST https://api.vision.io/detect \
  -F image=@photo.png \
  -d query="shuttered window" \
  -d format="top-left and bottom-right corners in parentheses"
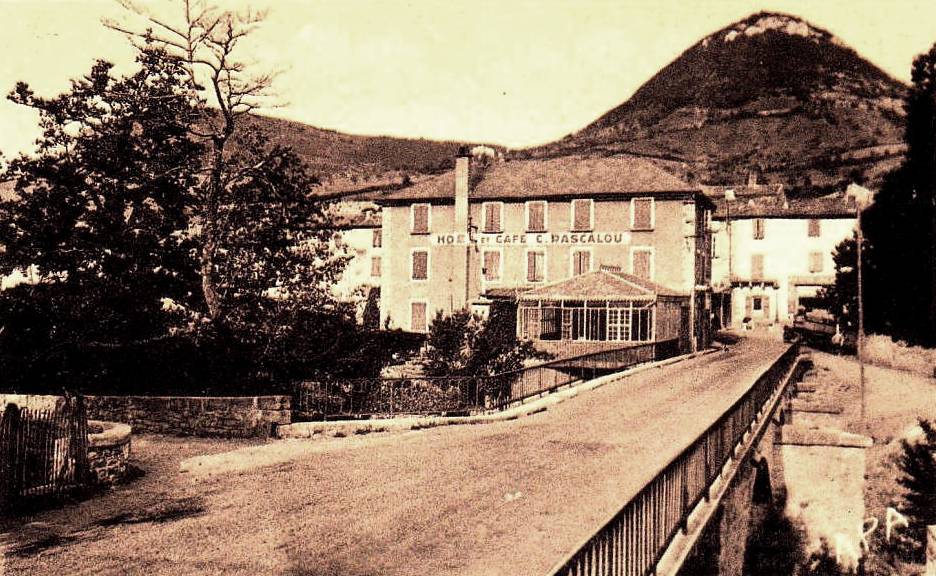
top-left (526, 201), bottom-right (546, 232)
top-left (411, 302), bottom-right (428, 333)
top-left (371, 256), bottom-right (381, 278)
top-left (572, 250), bottom-right (591, 276)
top-left (753, 218), bottom-right (765, 240)
top-left (372, 229), bottom-right (382, 247)
top-left (482, 202), bottom-right (503, 233)
top-left (411, 250), bottom-right (429, 280)
top-left (808, 219), bottom-right (821, 238)
top-left (527, 251), bottom-right (545, 282)
top-left (483, 250), bottom-right (501, 282)
top-left (632, 248), bottom-right (653, 280)
top-left (411, 204), bottom-right (430, 234)
top-left (632, 198), bottom-right (654, 230)
top-left (751, 254), bottom-right (764, 279)
top-left (809, 252), bottom-right (823, 273)
top-left (571, 199), bottom-right (593, 231)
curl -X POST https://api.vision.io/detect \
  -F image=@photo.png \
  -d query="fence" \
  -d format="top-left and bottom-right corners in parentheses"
top-left (546, 343), bottom-right (800, 576)
top-left (0, 396), bottom-right (90, 511)
top-left (295, 339), bottom-right (680, 420)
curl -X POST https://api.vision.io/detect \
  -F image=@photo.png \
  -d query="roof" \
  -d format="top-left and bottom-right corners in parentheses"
top-left (377, 155), bottom-right (702, 204)
top-left (710, 192), bottom-right (858, 219)
top-left (518, 269), bottom-right (686, 301)
top-left (327, 200), bottom-right (382, 229)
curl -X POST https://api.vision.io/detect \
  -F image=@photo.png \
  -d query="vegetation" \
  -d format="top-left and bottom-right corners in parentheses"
top-left (421, 306), bottom-right (547, 378)
top-left (0, 2), bottom-right (381, 393)
top-left (898, 419), bottom-right (936, 560)
top-left (825, 42), bottom-right (936, 347)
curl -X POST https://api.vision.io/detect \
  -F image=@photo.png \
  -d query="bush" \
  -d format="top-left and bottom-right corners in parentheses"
top-left (897, 419), bottom-right (936, 561)
top-left (863, 335), bottom-right (936, 377)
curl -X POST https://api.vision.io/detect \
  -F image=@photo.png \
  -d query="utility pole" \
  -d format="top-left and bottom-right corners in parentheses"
top-left (847, 183), bottom-right (872, 425)
top-left (725, 189), bottom-right (736, 326)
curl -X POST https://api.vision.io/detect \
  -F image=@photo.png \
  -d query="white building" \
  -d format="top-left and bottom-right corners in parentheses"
top-left (709, 186), bottom-right (856, 327)
top-left (328, 199), bottom-right (383, 327)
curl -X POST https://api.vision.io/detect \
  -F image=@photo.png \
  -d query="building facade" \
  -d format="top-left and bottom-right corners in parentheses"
top-left (376, 153), bottom-right (714, 351)
top-left (328, 199), bottom-right (383, 326)
top-left (709, 188), bottom-right (856, 326)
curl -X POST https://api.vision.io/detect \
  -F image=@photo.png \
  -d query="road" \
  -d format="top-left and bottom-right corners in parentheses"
top-left (5, 337), bottom-right (789, 576)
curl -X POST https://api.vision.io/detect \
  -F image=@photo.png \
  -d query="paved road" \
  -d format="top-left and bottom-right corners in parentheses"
top-left (8, 337), bottom-right (789, 576)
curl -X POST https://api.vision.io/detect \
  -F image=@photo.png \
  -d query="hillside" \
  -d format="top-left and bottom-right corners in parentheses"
top-left (518, 12), bottom-right (907, 190)
top-left (239, 114), bottom-right (485, 193)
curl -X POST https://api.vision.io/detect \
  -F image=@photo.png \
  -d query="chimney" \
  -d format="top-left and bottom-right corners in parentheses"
top-left (455, 146), bottom-right (470, 233)
top-left (747, 168), bottom-right (759, 187)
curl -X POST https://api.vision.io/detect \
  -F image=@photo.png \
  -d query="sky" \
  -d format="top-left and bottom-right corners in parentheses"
top-left (1, 0), bottom-right (935, 157)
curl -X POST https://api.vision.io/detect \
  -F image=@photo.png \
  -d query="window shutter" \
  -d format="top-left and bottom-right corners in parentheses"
top-left (412, 251), bottom-right (428, 280)
top-left (633, 199), bottom-right (653, 230)
top-left (528, 202), bottom-right (545, 232)
top-left (745, 296), bottom-right (753, 318)
top-left (751, 254), bottom-right (764, 279)
top-left (808, 219), bottom-right (821, 237)
top-left (371, 256), bottom-right (381, 277)
top-left (373, 229), bottom-right (382, 247)
top-left (484, 204), bottom-right (501, 233)
top-left (753, 219), bottom-right (765, 240)
top-left (573, 251), bottom-right (590, 275)
top-left (633, 250), bottom-right (652, 279)
top-left (573, 200), bottom-right (592, 231)
top-left (809, 252), bottom-right (823, 273)
top-left (411, 302), bottom-right (427, 332)
top-left (763, 296), bottom-right (771, 320)
top-left (412, 205), bottom-right (429, 233)
top-left (484, 251), bottom-right (500, 281)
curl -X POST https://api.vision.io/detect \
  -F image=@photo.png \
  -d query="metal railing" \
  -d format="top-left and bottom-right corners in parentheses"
top-left (547, 343), bottom-right (800, 576)
top-left (294, 339), bottom-right (681, 420)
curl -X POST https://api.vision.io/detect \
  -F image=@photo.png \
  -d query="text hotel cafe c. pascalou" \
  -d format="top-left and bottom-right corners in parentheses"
top-left (373, 152), bottom-right (715, 353)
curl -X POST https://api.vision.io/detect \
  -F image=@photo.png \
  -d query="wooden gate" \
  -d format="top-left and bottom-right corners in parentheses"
top-left (0, 396), bottom-right (90, 511)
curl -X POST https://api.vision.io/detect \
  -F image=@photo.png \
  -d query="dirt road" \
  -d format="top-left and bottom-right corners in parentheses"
top-left (5, 338), bottom-right (788, 576)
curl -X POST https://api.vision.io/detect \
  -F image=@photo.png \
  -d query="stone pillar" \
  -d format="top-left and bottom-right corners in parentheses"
top-left (926, 525), bottom-right (936, 576)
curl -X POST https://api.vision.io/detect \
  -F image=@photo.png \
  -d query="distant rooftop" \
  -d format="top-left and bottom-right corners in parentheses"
top-left (709, 189), bottom-right (858, 219)
top-left (377, 155), bottom-right (703, 204)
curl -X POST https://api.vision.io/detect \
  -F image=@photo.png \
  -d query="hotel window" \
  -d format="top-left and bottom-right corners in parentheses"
top-left (411, 204), bottom-right (431, 234)
top-left (631, 198), bottom-right (654, 231)
top-left (526, 201), bottom-right (547, 232)
top-left (753, 218), bottom-right (765, 240)
top-left (411, 301), bottom-right (428, 333)
top-left (482, 202), bottom-right (503, 233)
top-left (526, 250), bottom-right (546, 283)
top-left (571, 199), bottom-right (593, 232)
top-left (372, 229), bottom-right (382, 248)
top-left (631, 247), bottom-right (653, 280)
top-left (571, 249), bottom-right (591, 276)
top-left (809, 251), bottom-right (824, 273)
top-left (482, 249), bottom-right (502, 282)
top-left (370, 256), bottom-right (381, 278)
top-left (808, 219), bottom-right (821, 238)
top-left (411, 249), bottom-right (429, 281)
top-left (751, 254), bottom-right (764, 279)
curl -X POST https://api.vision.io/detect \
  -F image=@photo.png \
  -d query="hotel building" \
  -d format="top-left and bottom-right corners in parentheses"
top-left (375, 152), bottom-right (715, 352)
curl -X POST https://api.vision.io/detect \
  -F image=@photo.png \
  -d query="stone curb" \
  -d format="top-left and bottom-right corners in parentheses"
top-left (276, 348), bottom-right (721, 440)
top-left (779, 425), bottom-right (873, 448)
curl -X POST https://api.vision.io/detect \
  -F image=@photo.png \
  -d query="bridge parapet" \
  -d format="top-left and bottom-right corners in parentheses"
top-left (547, 343), bottom-right (803, 576)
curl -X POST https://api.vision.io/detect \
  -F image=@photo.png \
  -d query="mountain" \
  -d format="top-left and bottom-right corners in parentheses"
top-left (518, 12), bottom-right (908, 191)
top-left (240, 114), bottom-right (489, 194)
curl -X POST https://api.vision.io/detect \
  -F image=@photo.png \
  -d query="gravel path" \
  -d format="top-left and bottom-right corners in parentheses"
top-left (4, 338), bottom-right (788, 576)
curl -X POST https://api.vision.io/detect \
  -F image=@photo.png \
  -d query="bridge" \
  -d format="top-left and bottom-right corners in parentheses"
top-left (4, 337), bottom-right (801, 576)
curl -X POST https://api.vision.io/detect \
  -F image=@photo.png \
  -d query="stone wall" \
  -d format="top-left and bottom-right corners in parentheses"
top-left (85, 395), bottom-right (291, 438)
top-left (87, 420), bottom-right (132, 486)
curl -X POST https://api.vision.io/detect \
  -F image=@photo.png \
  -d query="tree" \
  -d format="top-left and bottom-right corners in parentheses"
top-left (827, 43), bottom-right (936, 346)
top-left (0, 50), bottom-right (204, 346)
top-left (898, 419), bottom-right (936, 560)
top-left (105, 0), bottom-right (280, 327)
